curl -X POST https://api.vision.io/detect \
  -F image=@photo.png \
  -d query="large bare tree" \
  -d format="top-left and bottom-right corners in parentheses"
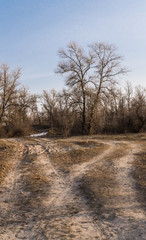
top-left (56, 42), bottom-right (127, 134)
top-left (56, 42), bottom-right (94, 135)
top-left (0, 64), bottom-right (21, 124)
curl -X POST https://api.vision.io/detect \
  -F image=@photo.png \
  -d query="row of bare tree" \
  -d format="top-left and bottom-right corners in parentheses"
top-left (0, 42), bottom-right (145, 137)
top-left (40, 83), bottom-right (146, 136)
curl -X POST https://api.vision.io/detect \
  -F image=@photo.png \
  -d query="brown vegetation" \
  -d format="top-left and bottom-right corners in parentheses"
top-left (78, 143), bottom-right (129, 216)
top-left (50, 140), bottom-right (108, 172)
top-left (132, 143), bottom-right (146, 210)
top-left (0, 140), bottom-right (16, 183)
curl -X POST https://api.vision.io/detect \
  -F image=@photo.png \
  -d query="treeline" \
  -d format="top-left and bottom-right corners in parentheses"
top-left (0, 42), bottom-right (146, 137)
top-left (40, 83), bottom-right (146, 136)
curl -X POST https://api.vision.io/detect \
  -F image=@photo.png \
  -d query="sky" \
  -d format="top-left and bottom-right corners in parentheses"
top-left (0, 0), bottom-right (146, 94)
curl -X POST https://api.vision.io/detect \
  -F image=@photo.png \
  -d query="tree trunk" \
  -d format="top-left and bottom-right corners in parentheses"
top-left (82, 94), bottom-right (86, 135)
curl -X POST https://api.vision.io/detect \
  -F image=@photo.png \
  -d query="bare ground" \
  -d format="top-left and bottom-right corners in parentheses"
top-left (0, 134), bottom-right (146, 239)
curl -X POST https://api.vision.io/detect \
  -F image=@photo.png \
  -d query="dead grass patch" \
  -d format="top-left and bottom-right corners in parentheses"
top-left (132, 143), bottom-right (146, 209)
top-left (78, 143), bottom-right (130, 218)
top-left (21, 154), bottom-right (51, 199)
top-left (104, 142), bottom-right (129, 161)
top-left (57, 140), bottom-right (101, 148)
top-left (0, 140), bottom-right (16, 184)
top-left (89, 133), bottom-right (146, 142)
top-left (50, 141), bottom-right (108, 172)
top-left (79, 167), bottom-right (117, 219)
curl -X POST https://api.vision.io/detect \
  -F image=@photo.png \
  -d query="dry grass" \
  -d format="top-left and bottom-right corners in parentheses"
top-left (23, 137), bottom-right (40, 143)
top-left (78, 143), bottom-right (131, 218)
top-left (0, 140), bottom-right (16, 184)
top-left (132, 143), bottom-right (146, 210)
top-left (50, 140), bottom-right (108, 172)
top-left (89, 133), bottom-right (146, 142)
top-left (21, 154), bottom-right (51, 193)
top-left (14, 154), bottom-right (52, 210)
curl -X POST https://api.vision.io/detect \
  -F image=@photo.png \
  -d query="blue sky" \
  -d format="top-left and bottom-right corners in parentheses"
top-left (0, 0), bottom-right (146, 93)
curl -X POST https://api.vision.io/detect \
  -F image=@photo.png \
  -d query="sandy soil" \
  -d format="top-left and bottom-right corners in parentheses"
top-left (0, 136), bottom-right (145, 239)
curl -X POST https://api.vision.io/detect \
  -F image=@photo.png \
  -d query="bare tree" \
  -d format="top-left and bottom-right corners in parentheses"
top-left (57, 89), bottom-right (76, 136)
top-left (56, 42), bottom-right (94, 135)
top-left (131, 86), bottom-right (146, 132)
top-left (14, 87), bottom-right (37, 128)
top-left (125, 81), bottom-right (133, 112)
top-left (56, 42), bottom-right (127, 134)
top-left (88, 43), bottom-right (127, 133)
top-left (124, 81), bottom-right (134, 131)
top-left (0, 64), bottom-right (21, 124)
top-left (42, 89), bottom-right (59, 132)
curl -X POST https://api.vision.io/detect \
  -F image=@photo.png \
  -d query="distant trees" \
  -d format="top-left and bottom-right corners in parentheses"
top-left (41, 89), bottom-right (76, 136)
top-left (42, 89), bottom-right (59, 132)
top-left (0, 64), bottom-right (37, 137)
top-left (128, 86), bottom-right (146, 133)
top-left (13, 88), bottom-right (37, 131)
top-left (98, 83), bottom-right (146, 133)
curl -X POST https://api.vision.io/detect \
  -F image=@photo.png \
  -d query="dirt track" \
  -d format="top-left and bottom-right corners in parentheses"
top-left (0, 136), bottom-right (146, 239)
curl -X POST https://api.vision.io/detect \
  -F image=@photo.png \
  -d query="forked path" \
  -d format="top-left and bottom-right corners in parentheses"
top-left (0, 138), bottom-right (145, 239)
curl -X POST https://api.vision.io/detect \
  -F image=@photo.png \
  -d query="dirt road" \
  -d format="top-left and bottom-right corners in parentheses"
top-left (0, 136), bottom-right (145, 239)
